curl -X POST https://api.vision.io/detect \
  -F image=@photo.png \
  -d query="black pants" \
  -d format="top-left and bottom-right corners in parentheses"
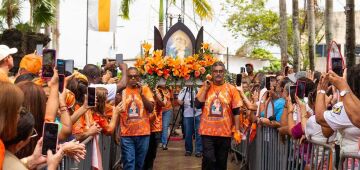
top-left (143, 132), bottom-right (161, 170)
top-left (201, 135), bottom-right (231, 170)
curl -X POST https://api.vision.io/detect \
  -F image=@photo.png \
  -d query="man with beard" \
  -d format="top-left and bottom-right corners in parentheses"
top-left (196, 61), bottom-right (243, 170)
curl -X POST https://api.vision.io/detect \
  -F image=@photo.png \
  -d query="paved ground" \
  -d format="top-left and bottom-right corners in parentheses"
top-left (153, 140), bottom-right (239, 170)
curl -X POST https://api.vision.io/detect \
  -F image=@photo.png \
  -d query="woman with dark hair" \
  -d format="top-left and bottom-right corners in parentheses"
top-left (67, 72), bottom-right (103, 141)
top-left (0, 81), bottom-right (24, 168)
top-left (4, 108), bottom-right (85, 170)
top-left (315, 64), bottom-right (360, 153)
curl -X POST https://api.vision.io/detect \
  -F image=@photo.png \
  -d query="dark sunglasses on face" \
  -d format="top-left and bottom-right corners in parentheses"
top-left (128, 75), bottom-right (140, 79)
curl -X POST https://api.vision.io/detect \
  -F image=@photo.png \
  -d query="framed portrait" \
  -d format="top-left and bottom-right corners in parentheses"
top-left (165, 30), bottom-right (193, 59)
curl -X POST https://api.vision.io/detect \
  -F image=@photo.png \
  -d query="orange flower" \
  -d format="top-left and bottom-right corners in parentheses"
top-left (206, 74), bottom-right (212, 80)
top-left (157, 70), bottom-right (163, 76)
top-left (199, 67), bottom-right (206, 74)
top-left (201, 43), bottom-right (210, 50)
top-left (153, 50), bottom-right (163, 58)
top-left (194, 70), bottom-right (200, 78)
top-left (142, 42), bottom-right (152, 52)
top-left (134, 58), bottom-right (145, 68)
top-left (184, 74), bottom-right (191, 80)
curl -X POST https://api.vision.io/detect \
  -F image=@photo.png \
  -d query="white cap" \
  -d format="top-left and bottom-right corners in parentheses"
top-left (0, 45), bottom-right (17, 61)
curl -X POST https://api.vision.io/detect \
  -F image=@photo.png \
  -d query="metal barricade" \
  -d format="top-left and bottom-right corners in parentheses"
top-left (339, 152), bottom-right (360, 170)
top-left (59, 133), bottom-right (122, 170)
top-left (231, 133), bottom-right (249, 169)
top-left (233, 125), bottom-right (338, 170)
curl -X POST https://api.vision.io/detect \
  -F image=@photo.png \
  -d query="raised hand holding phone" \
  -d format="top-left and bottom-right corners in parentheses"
top-left (42, 122), bottom-right (59, 155)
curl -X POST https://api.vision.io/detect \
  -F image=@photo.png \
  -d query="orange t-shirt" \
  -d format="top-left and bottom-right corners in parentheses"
top-left (93, 113), bottom-right (112, 134)
top-left (72, 105), bottom-right (95, 135)
top-left (119, 86), bottom-right (154, 136)
top-left (0, 69), bottom-right (10, 83)
top-left (0, 139), bottom-right (4, 170)
top-left (197, 83), bottom-right (242, 137)
top-left (160, 88), bottom-right (172, 112)
top-left (150, 103), bottom-right (162, 132)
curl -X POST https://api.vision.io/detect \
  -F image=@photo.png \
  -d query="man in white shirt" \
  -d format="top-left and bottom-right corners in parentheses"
top-left (177, 86), bottom-right (202, 157)
top-left (82, 62), bottom-right (127, 101)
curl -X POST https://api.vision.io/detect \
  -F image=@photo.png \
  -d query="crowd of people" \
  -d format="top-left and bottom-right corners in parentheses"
top-left (0, 43), bottom-right (359, 170)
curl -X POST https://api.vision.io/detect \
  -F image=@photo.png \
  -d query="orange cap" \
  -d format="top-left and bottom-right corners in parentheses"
top-left (19, 54), bottom-right (42, 74)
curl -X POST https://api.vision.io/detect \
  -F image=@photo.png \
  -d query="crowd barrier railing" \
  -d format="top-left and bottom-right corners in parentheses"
top-left (339, 151), bottom-right (360, 170)
top-left (57, 133), bottom-right (122, 170)
top-left (232, 125), bottom-right (338, 170)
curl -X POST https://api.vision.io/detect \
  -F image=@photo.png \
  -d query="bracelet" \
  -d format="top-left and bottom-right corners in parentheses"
top-left (60, 108), bottom-right (68, 112)
top-left (60, 105), bottom-right (67, 108)
top-left (317, 90), bottom-right (326, 94)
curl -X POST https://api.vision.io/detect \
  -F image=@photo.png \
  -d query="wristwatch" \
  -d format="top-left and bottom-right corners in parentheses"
top-left (340, 90), bottom-right (350, 97)
top-left (317, 90), bottom-right (326, 94)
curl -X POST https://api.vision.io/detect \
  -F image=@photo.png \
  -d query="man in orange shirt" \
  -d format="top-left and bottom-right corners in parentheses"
top-left (0, 45), bottom-right (17, 82)
top-left (143, 87), bottom-right (165, 170)
top-left (196, 61), bottom-right (242, 170)
top-left (119, 67), bottom-right (155, 170)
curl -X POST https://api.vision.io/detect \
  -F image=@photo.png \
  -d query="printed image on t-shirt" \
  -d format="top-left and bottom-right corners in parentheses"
top-left (128, 96), bottom-right (140, 119)
top-left (210, 98), bottom-right (223, 117)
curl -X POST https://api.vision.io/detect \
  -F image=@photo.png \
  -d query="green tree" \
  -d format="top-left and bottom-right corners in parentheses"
top-left (0, 0), bottom-right (22, 29)
top-left (32, 0), bottom-right (56, 32)
top-left (120, 0), bottom-right (213, 20)
top-left (224, 0), bottom-right (325, 71)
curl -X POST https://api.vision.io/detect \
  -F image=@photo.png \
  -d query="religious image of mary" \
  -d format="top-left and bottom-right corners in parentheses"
top-left (166, 30), bottom-right (193, 59)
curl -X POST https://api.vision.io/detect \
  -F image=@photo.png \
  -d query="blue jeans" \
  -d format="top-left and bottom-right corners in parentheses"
top-left (121, 136), bottom-right (150, 170)
top-left (183, 115), bottom-right (202, 153)
top-left (161, 110), bottom-right (172, 144)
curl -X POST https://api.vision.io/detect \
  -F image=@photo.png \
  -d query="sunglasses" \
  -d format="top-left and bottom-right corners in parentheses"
top-left (128, 75), bottom-right (140, 79)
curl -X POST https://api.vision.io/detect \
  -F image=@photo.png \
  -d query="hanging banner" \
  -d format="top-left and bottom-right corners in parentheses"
top-left (88, 0), bottom-right (119, 32)
top-left (327, 41), bottom-right (346, 75)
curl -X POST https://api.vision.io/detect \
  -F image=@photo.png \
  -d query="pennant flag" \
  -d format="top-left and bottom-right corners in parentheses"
top-left (88, 0), bottom-right (119, 32)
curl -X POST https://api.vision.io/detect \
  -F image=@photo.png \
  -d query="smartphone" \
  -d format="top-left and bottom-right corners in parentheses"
top-left (296, 81), bottom-right (306, 99)
top-left (42, 49), bottom-right (56, 78)
top-left (265, 76), bottom-right (271, 90)
top-left (87, 87), bottom-right (96, 107)
top-left (236, 74), bottom-right (242, 86)
top-left (240, 67), bottom-right (246, 73)
top-left (65, 60), bottom-right (74, 74)
top-left (331, 58), bottom-right (343, 76)
top-left (116, 54), bottom-right (123, 64)
top-left (42, 122), bottom-right (59, 155)
top-left (289, 85), bottom-right (297, 104)
top-left (56, 59), bottom-right (66, 75)
top-left (36, 44), bottom-right (43, 56)
top-left (59, 74), bottom-right (65, 93)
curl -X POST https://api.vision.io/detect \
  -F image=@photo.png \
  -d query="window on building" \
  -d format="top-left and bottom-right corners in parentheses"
top-left (317, 44), bottom-right (342, 57)
top-left (316, 44), bottom-right (326, 57)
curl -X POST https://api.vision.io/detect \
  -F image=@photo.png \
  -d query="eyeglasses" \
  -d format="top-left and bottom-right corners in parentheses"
top-left (212, 70), bottom-right (224, 74)
top-left (128, 75), bottom-right (140, 79)
top-left (30, 128), bottom-right (38, 138)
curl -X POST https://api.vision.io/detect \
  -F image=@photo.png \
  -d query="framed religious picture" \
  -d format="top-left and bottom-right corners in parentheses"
top-left (165, 30), bottom-right (193, 59)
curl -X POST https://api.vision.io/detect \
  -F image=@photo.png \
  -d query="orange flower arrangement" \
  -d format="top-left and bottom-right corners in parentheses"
top-left (135, 42), bottom-right (218, 88)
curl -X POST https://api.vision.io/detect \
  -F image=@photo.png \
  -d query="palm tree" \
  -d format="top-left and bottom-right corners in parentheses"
top-left (345, 0), bottom-right (355, 67)
top-left (32, 0), bottom-right (56, 32)
top-left (308, 0), bottom-right (315, 71)
top-left (292, 0), bottom-right (300, 72)
top-left (121, 0), bottom-right (213, 36)
top-left (0, 0), bottom-right (22, 29)
top-left (325, 0), bottom-right (333, 48)
top-left (279, 0), bottom-right (287, 70)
